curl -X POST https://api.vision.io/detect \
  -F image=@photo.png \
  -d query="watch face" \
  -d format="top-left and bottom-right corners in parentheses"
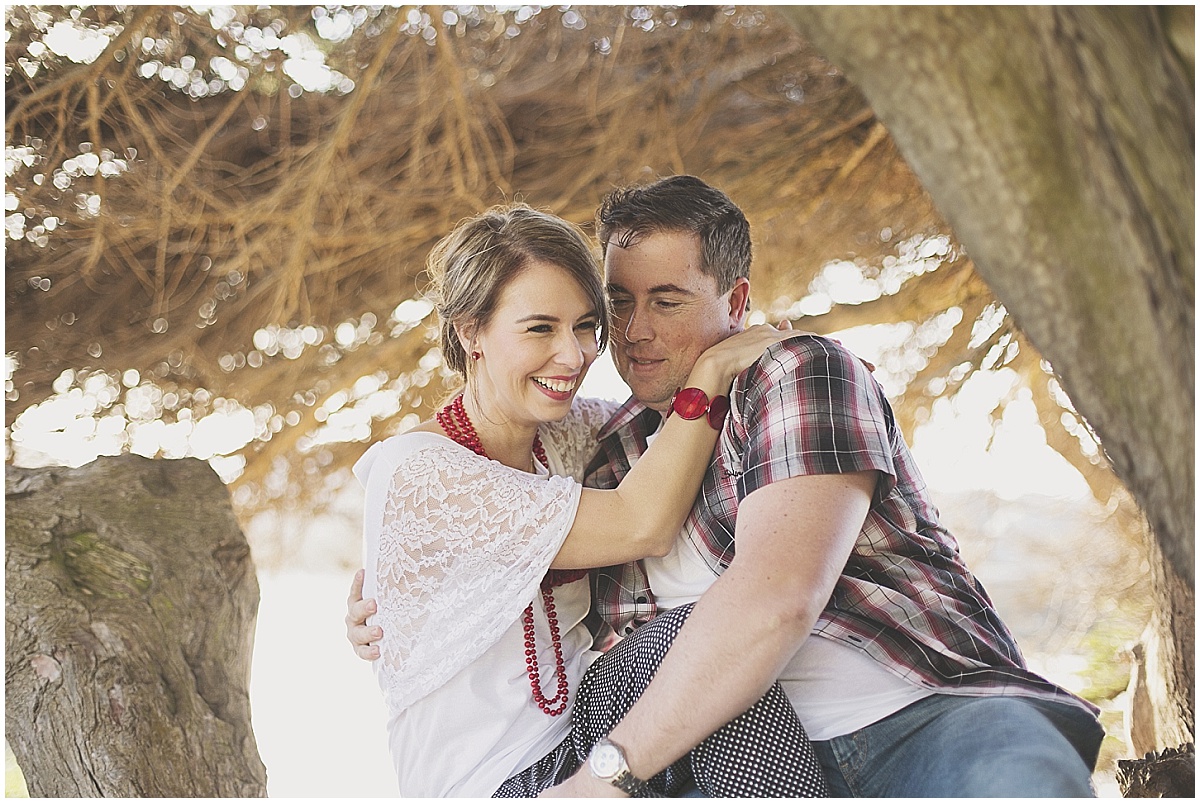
top-left (589, 743), bottom-right (622, 778)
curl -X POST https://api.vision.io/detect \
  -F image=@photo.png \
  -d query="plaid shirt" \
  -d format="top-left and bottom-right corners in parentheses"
top-left (586, 335), bottom-right (1096, 712)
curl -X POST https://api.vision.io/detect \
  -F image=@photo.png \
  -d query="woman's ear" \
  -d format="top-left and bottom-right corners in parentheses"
top-left (453, 321), bottom-right (477, 357)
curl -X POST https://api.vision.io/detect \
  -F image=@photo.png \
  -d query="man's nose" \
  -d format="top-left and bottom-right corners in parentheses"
top-left (623, 306), bottom-right (653, 343)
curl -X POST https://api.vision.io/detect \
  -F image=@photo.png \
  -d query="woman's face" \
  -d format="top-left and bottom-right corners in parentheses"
top-left (467, 259), bottom-right (601, 427)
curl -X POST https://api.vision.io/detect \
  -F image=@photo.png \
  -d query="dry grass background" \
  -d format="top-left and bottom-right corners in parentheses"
top-left (6, 6), bottom-right (1126, 516)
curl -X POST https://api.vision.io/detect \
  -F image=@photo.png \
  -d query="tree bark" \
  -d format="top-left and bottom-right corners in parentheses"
top-left (5, 456), bottom-right (267, 797)
top-left (1117, 744), bottom-right (1195, 797)
top-left (781, 4), bottom-right (1194, 750)
top-left (1129, 535), bottom-right (1196, 754)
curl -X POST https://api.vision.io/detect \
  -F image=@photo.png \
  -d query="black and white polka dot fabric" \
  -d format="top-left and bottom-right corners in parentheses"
top-left (494, 604), bottom-right (828, 797)
top-left (492, 739), bottom-right (580, 797)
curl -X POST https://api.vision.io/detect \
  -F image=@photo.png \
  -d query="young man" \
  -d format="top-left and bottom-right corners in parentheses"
top-left (349, 176), bottom-right (1104, 796)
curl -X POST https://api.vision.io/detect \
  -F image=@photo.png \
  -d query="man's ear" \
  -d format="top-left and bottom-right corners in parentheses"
top-left (727, 277), bottom-right (751, 329)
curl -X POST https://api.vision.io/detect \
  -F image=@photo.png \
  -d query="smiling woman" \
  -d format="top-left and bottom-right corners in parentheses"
top-left (447, 261), bottom-right (602, 454)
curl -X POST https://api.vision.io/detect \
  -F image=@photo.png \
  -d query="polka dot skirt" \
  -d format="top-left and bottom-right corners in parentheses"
top-left (495, 604), bottom-right (828, 797)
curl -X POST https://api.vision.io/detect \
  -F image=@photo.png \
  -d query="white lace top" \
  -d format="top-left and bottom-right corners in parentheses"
top-left (354, 397), bottom-right (618, 797)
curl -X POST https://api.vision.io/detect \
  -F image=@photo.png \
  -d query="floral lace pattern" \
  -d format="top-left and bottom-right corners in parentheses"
top-left (371, 439), bottom-right (579, 713)
top-left (537, 396), bottom-right (620, 482)
top-left (359, 397), bottom-right (619, 715)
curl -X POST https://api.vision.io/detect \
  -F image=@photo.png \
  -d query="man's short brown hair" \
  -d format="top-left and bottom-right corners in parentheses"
top-left (595, 175), bottom-right (751, 292)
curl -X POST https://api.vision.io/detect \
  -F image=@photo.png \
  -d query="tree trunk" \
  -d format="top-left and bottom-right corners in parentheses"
top-left (5, 456), bottom-right (267, 797)
top-left (781, 4), bottom-right (1194, 750)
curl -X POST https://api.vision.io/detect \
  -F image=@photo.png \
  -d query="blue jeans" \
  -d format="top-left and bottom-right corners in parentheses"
top-left (811, 693), bottom-right (1104, 797)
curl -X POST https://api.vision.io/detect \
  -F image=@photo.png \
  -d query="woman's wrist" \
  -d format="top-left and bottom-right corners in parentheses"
top-left (684, 353), bottom-right (733, 397)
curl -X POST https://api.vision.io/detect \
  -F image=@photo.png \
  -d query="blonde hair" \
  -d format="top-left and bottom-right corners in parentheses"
top-left (427, 203), bottom-right (608, 378)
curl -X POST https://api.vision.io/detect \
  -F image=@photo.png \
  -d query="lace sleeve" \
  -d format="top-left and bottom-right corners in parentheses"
top-left (363, 437), bottom-right (582, 713)
top-left (539, 396), bottom-right (621, 481)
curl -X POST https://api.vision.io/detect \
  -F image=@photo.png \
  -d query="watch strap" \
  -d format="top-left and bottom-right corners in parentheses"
top-left (611, 768), bottom-right (653, 797)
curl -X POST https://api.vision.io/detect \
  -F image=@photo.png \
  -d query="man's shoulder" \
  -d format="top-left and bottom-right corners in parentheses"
top-left (746, 333), bottom-right (865, 383)
top-left (733, 333), bottom-right (888, 430)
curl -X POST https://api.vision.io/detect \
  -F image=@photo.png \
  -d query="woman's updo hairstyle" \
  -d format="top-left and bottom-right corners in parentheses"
top-left (427, 203), bottom-right (608, 378)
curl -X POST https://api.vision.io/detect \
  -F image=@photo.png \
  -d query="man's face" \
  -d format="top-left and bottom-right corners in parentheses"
top-left (604, 230), bottom-right (750, 411)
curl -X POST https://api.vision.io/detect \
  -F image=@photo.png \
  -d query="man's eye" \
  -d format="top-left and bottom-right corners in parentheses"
top-left (655, 300), bottom-right (681, 310)
top-left (610, 298), bottom-right (632, 309)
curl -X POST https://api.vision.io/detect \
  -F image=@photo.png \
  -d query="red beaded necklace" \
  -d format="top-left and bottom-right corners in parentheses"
top-left (436, 394), bottom-right (586, 716)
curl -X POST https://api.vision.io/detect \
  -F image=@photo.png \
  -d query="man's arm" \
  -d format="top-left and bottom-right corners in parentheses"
top-left (346, 569), bottom-right (382, 661)
top-left (548, 469), bottom-right (874, 795)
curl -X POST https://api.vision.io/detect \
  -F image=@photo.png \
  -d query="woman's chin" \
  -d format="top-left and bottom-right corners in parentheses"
top-left (531, 392), bottom-right (577, 422)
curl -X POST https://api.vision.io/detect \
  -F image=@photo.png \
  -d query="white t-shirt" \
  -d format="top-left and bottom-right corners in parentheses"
top-left (354, 398), bottom-right (617, 797)
top-left (640, 432), bottom-right (932, 741)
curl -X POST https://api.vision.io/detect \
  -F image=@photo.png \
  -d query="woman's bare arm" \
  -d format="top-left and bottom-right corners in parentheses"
top-left (552, 325), bottom-right (793, 569)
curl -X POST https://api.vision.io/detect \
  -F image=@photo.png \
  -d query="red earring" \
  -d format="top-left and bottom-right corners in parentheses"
top-left (471, 351), bottom-right (481, 361)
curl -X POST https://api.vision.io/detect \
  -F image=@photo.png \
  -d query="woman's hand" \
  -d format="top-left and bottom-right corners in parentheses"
top-left (688, 321), bottom-right (796, 389)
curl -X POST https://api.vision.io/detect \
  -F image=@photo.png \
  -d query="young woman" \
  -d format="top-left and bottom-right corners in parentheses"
top-left (354, 204), bottom-right (826, 797)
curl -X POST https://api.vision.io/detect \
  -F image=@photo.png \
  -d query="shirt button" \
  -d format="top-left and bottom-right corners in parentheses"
top-left (624, 627), bottom-right (634, 635)
top-left (636, 596), bottom-right (647, 604)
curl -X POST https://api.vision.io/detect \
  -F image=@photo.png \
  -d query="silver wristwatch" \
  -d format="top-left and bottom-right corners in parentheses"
top-left (586, 737), bottom-right (653, 797)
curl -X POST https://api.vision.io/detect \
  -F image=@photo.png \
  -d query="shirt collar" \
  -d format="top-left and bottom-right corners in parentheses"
top-left (596, 396), bottom-right (655, 440)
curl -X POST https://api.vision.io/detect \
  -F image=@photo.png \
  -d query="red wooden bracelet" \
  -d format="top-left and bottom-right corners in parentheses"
top-left (668, 387), bottom-right (730, 430)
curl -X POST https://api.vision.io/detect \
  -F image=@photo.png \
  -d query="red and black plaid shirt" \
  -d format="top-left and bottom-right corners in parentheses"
top-left (585, 335), bottom-right (1096, 712)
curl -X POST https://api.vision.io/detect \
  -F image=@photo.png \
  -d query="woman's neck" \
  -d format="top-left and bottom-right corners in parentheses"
top-left (460, 391), bottom-right (538, 472)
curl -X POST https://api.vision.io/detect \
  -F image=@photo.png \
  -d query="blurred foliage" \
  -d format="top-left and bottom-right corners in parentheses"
top-left (3, 5), bottom-right (1133, 542)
